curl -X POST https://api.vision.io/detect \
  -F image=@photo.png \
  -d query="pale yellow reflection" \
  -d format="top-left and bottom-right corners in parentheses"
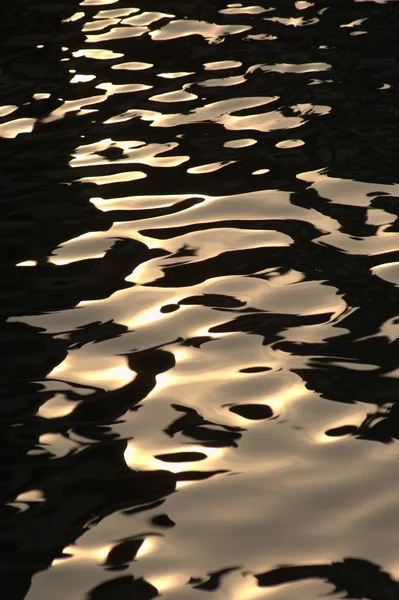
top-left (204, 60), bottom-right (242, 70)
top-left (246, 33), bottom-right (277, 41)
top-left (73, 137), bottom-right (144, 155)
top-left (38, 393), bottom-right (79, 419)
top-left (200, 75), bottom-right (246, 88)
top-left (49, 356), bottom-right (135, 391)
top-left (49, 230), bottom-right (116, 265)
top-left (81, 0), bottom-right (118, 5)
top-left (126, 305), bottom-right (172, 330)
top-left (276, 139), bottom-right (305, 148)
top-left (16, 260), bottom-right (37, 267)
top-left (0, 105), bottom-right (17, 117)
top-left (83, 17), bottom-right (120, 32)
top-left (43, 95), bottom-right (106, 123)
top-left (91, 192), bottom-right (210, 211)
top-left (124, 441), bottom-right (224, 474)
top-left (62, 11), bottom-right (85, 22)
top-left (187, 160), bottom-right (236, 174)
top-left (149, 89), bottom-right (197, 103)
top-left (135, 537), bottom-right (159, 559)
top-left (72, 48), bottom-right (123, 59)
top-left (15, 490), bottom-right (45, 503)
top-left (341, 17), bottom-right (368, 27)
top-left (52, 544), bottom-right (113, 567)
top-left (147, 574), bottom-right (187, 594)
top-left (266, 381), bottom-right (309, 413)
top-left (224, 138), bottom-right (256, 148)
top-left (122, 11), bottom-right (174, 26)
top-left (296, 1), bottom-right (314, 8)
top-left (92, 188), bottom-right (338, 238)
top-left (372, 262), bottom-right (399, 285)
top-left (70, 74), bottom-right (96, 83)
top-left (131, 227), bottom-right (292, 276)
top-left (155, 446), bottom-right (225, 474)
top-left (0, 118), bottom-right (36, 138)
top-left (231, 575), bottom-right (272, 600)
top-left (77, 171), bottom-right (146, 185)
top-left (96, 81), bottom-right (151, 94)
top-left (71, 141), bottom-right (189, 169)
top-left (252, 168), bottom-right (270, 175)
top-left (33, 93), bottom-right (50, 100)
top-left (255, 62), bottom-right (331, 74)
top-left (297, 169), bottom-right (399, 207)
top-left (157, 71), bottom-right (194, 79)
top-left (293, 103), bottom-right (331, 116)
top-left (220, 5), bottom-right (267, 14)
top-left (104, 96), bottom-right (277, 128)
top-left (94, 8), bottom-right (139, 19)
top-left (150, 19), bottom-right (251, 43)
top-left (86, 26), bottom-right (148, 43)
top-left (112, 61), bottom-right (153, 70)
top-left (266, 16), bottom-right (319, 27)
top-left (223, 109), bottom-right (302, 133)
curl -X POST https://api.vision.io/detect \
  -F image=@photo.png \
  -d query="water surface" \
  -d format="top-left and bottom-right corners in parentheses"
top-left (2, 0), bottom-right (399, 598)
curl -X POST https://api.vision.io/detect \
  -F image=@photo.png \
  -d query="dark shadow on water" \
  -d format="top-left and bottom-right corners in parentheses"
top-left (255, 558), bottom-right (399, 600)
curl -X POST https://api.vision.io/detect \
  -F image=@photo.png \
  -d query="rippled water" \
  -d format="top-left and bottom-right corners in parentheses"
top-left (2, 0), bottom-right (399, 598)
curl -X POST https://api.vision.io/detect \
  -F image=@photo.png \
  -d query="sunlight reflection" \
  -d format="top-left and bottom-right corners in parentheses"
top-left (49, 357), bottom-right (135, 391)
top-left (38, 394), bottom-right (79, 419)
top-left (147, 574), bottom-right (187, 594)
top-left (77, 171), bottom-right (147, 185)
top-left (15, 490), bottom-right (45, 503)
top-left (0, 105), bottom-right (17, 117)
top-left (51, 544), bottom-right (113, 567)
top-left (16, 260), bottom-right (37, 267)
top-left (0, 118), bottom-right (36, 138)
top-left (135, 537), bottom-right (159, 559)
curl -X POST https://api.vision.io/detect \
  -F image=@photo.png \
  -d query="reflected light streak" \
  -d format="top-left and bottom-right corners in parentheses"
top-left (49, 253), bottom-right (106, 266)
top-left (15, 489), bottom-right (45, 503)
top-left (135, 537), bottom-right (159, 559)
top-left (62, 12), bottom-right (85, 22)
top-left (38, 394), bottom-right (79, 419)
top-left (51, 544), bottom-right (113, 568)
top-left (16, 260), bottom-right (37, 267)
top-left (48, 358), bottom-right (135, 391)
top-left (0, 118), bottom-right (36, 138)
top-left (187, 160), bottom-right (236, 174)
top-left (0, 105), bottom-right (17, 117)
top-left (126, 305), bottom-right (174, 329)
top-left (147, 574), bottom-right (187, 593)
top-left (158, 71), bottom-right (194, 79)
top-left (252, 168), bottom-right (270, 175)
top-left (77, 171), bottom-right (147, 185)
top-left (224, 138), bottom-right (257, 148)
top-left (111, 61), bottom-right (153, 71)
top-left (75, 364), bottom-right (135, 387)
top-left (267, 382), bottom-right (309, 412)
top-left (232, 575), bottom-right (269, 600)
top-left (70, 74), bottom-right (96, 83)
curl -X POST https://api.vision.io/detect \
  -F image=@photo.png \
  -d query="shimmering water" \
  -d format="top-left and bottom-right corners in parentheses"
top-left (2, 0), bottom-right (399, 598)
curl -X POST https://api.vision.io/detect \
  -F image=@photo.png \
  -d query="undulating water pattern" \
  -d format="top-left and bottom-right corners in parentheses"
top-left (2, 0), bottom-right (399, 598)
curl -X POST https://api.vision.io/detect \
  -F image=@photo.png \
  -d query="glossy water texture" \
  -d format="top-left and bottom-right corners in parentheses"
top-left (2, 1), bottom-right (399, 598)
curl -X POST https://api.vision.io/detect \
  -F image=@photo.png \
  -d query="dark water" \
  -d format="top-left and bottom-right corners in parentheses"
top-left (2, 0), bottom-right (399, 598)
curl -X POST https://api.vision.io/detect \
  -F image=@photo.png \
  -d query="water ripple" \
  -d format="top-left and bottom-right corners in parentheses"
top-left (2, 0), bottom-right (399, 598)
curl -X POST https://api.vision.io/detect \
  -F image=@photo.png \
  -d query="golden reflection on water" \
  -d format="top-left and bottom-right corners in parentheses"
top-left (48, 355), bottom-right (135, 390)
